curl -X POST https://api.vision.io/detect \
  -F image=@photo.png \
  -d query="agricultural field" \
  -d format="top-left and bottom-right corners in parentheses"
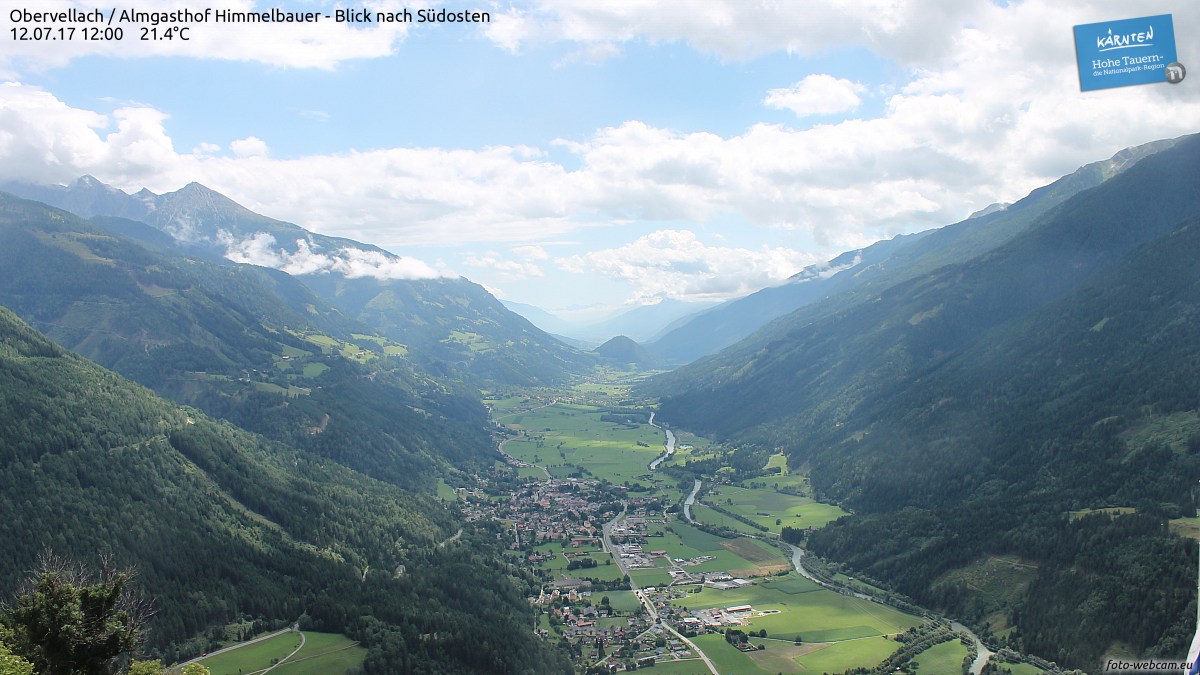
top-left (532, 542), bottom-right (626, 583)
top-left (692, 502), bottom-right (760, 535)
top-left (499, 403), bottom-right (674, 489)
top-left (645, 521), bottom-right (790, 578)
top-left (1068, 506), bottom-right (1136, 522)
top-left (636, 659), bottom-right (712, 674)
top-left (443, 330), bottom-right (495, 352)
top-left (794, 635), bottom-right (900, 673)
top-left (688, 633), bottom-right (764, 674)
top-left (669, 575), bottom-right (921, 645)
top-left (912, 638), bottom-right (970, 673)
top-left (601, 590), bottom-right (643, 613)
top-left (196, 631), bottom-right (364, 675)
top-left (434, 477), bottom-right (458, 501)
top-left (289, 330), bottom-right (406, 364)
top-left (702, 484), bottom-right (848, 534)
top-left (1170, 516), bottom-right (1200, 540)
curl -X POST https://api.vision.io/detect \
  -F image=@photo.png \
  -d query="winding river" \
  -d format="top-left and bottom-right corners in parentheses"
top-left (647, 411), bottom-right (676, 470)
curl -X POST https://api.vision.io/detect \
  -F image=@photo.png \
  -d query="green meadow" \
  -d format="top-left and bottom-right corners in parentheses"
top-left (196, 631), bottom-right (364, 675)
top-left (669, 576), bottom-right (920, 645)
top-left (794, 635), bottom-right (900, 673)
top-left (500, 403), bottom-right (674, 489)
top-left (636, 659), bottom-right (712, 674)
top-left (912, 638), bottom-right (970, 673)
top-left (688, 633), bottom-right (762, 674)
top-left (600, 590), bottom-right (643, 613)
top-left (703, 484), bottom-right (848, 534)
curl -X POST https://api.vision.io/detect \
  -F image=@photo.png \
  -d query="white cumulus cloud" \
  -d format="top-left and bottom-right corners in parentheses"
top-left (230, 136), bottom-right (269, 159)
top-left (223, 233), bottom-right (444, 279)
top-left (764, 74), bottom-right (866, 117)
top-left (0, 0), bottom-right (1197, 276)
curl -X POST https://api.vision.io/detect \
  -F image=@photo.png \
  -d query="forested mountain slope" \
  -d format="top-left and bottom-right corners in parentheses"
top-left (645, 136), bottom-right (1181, 369)
top-left (651, 133), bottom-right (1200, 670)
top-left (0, 192), bottom-right (492, 489)
top-left (809, 215), bottom-right (1200, 669)
top-left (0, 306), bottom-right (569, 673)
top-left (301, 273), bottom-right (595, 385)
top-left (1, 177), bottom-right (595, 386)
top-left (654, 134), bottom-right (1199, 443)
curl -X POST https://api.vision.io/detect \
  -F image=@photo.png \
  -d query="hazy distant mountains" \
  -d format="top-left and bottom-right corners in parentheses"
top-left (643, 137), bottom-right (1182, 366)
top-left (503, 297), bottom-right (719, 347)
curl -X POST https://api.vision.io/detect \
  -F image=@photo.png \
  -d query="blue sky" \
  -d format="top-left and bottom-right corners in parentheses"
top-left (1, 0), bottom-right (1198, 320)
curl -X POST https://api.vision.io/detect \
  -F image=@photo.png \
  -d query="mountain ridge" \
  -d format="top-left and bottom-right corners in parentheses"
top-left (643, 135), bottom-right (1183, 366)
top-left (0, 176), bottom-right (596, 386)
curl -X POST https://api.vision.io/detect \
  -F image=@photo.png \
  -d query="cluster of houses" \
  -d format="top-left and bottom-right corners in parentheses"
top-left (460, 435), bottom-right (778, 671)
top-left (491, 478), bottom-right (622, 548)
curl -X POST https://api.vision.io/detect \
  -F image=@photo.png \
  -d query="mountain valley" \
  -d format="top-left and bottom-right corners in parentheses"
top-left (2, 134), bottom-right (1199, 674)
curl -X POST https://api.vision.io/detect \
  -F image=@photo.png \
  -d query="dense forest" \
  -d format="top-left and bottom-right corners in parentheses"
top-left (0, 305), bottom-right (571, 672)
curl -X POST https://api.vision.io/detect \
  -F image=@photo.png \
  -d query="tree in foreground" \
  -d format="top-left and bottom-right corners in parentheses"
top-left (0, 641), bottom-right (35, 675)
top-left (2, 553), bottom-right (152, 675)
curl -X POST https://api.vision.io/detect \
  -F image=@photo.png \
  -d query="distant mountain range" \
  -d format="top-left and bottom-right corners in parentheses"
top-left (643, 137), bottom-right (1182, 366)
top-left (503, 297), bottom-right (718, 346)
top-left (1, 176), bottom-right (595, 386)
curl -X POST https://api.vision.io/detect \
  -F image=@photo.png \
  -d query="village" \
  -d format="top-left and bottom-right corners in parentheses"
top-left (460, 467), bottom-right (785, 672)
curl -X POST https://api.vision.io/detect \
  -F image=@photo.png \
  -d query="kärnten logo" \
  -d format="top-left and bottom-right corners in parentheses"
top-left (1073, 14), bottom-right (1180, 92)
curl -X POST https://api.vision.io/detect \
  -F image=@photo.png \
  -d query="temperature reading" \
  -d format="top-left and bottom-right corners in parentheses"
top-left (140, 26), bottom-right (190, 41)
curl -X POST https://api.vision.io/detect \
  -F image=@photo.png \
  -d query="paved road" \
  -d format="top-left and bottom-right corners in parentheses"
top-left (632, 589), bottom-right (717, 674)
top-left (439, 527), bottom-right (463, 547)
top-left (174, 627), bottom-right (295, 672)
top-left (600, 506), bottom-right (634, 587)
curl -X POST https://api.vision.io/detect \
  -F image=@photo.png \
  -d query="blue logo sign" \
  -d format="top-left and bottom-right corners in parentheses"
top-left (1074, 14), bottom-right (1178, 91)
